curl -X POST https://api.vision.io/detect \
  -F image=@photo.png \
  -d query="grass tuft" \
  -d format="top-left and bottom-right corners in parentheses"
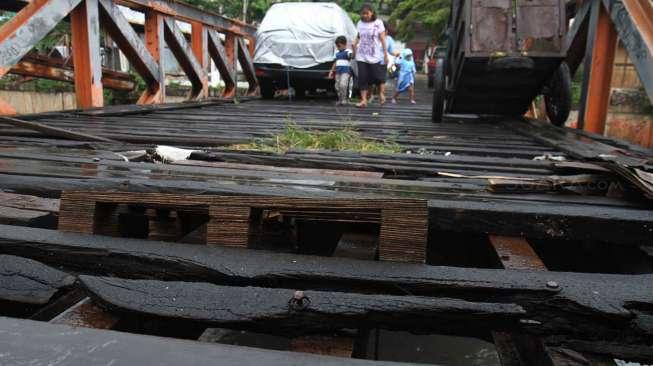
top-left (229, 124), bottom-right (401, 154)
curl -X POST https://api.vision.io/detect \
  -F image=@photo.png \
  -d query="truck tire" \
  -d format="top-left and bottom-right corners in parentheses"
top-left (432, 59), bottom-right (445, 123)
top-left (544, 62), bottom-right (572, 127)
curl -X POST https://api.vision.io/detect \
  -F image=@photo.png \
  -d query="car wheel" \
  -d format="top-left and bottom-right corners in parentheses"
top-left (544, 62), bottom-right (572, 127)
top-left (432, 59), bottom-right (445, 123)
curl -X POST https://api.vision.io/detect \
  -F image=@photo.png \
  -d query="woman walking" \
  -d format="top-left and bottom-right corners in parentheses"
top-left (352, 4), bottom-right (388, 108)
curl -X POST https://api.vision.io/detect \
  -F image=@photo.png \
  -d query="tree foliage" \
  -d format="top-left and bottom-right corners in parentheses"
top-left (180, 0), bottom-right (451, 43)
top-left (389, 0), bottom-right (450, 42)
top-left (182, 0), bottom-right (279, 23)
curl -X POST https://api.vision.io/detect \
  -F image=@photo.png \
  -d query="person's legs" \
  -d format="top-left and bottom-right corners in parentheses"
top-left (409, 84), bottom-right (416, 103)
top-left (375, 64), bottom-right (387, 105)
top-left (341, 73), bottom-right (351, 104)
top-left (334, 74), bottom-right (342, 105)
top-left (356, 63), bottom-right (371, 107)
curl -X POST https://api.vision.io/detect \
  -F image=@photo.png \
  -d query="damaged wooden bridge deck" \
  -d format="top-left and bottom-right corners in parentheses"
top-left (0, 79), bottom-right (652, 365)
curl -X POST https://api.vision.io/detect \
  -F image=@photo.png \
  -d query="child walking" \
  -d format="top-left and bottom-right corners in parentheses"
top-left (329, 36), bottom-right (353, 106)
top-left (392, 48), bottom-right (417, 104)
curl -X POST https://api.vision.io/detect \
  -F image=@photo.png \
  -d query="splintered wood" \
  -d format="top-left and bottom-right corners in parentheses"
top-left (58, 191), bottom-right (428, 263)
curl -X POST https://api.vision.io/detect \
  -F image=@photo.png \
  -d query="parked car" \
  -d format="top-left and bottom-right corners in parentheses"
top-left (253, 2), bottom-right (357, 99)
top-left (427, 46), bottom-right (447, 88)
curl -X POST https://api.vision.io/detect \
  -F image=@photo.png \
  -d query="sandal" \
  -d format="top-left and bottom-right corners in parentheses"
top-left (355, 102), bottom-right (367, 108)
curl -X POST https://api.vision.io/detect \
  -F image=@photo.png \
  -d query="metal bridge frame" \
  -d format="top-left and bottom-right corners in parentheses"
top-left (566, 0), bottom-right (653, 134)
top-left (0, 0), bottom-right (259, 114)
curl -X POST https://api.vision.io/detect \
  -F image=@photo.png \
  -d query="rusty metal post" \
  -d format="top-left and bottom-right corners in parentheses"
top-left (0, 0), bottom-right (82, 115)
top-left (71, 0), bottom-right (104, 109)
top-left (578, 0), bottom-right (616, 134)
top-left (223, 33), bottom-right (238, 99)
top-left (191, 21), bottom-right (209, 99)
top-left (138, 10), bottom-right (165, 104)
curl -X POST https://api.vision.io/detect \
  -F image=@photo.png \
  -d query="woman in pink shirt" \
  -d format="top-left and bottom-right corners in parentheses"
top-left (353, 4), bottom-right (388, 108)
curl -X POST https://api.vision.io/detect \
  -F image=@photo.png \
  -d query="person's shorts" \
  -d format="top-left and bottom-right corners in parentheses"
top-left (357, 62), bottom-right (387, 90)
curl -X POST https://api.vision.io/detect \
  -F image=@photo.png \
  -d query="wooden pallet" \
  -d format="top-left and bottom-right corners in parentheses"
top-left (58, 191), bottom-right (428, 263)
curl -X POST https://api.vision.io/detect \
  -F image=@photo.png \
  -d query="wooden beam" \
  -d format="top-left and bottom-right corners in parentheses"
top-left (0, 254), bottom-right (75, 305)
top-left (163, 17), bottom-right (206, 100)
top-left (98, 0), bottom-right (162, 102)
top-left (0, 192), bottom-right (59, 213)
top-left (191, 21), bottom-right (209, 98)
top-left (237, 37), bottom-right (258, 96)
top-left (2, 224), bottom-right (653, 357)
top-left (207, 29), bottom-right (236, 97)
top-left (138, 10), bottom-right (165, 104)
top-left (1, 317), bottom-right (405, 366)
top-left (0, 116), bottom-right (117, 142)
top-left (79, 275), bottom-right (524, 335)
top-left (70, 0), bottom-right (104, 109)
top-left (290, 335), bottom-right (355, 357)
top-left (488, 235), bottom-right (546, 271)
top-left (10, 56), bottom-right (135, 91)
top-left (223, 33), bottom-right (238, 98)
top-left (579, 0), bottom-right (617, 134)
top-left (50, 297), bottom-right (119, 329)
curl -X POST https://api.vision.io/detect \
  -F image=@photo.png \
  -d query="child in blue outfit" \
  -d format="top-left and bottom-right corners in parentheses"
top-left (328, 36), bottom-right (353, 106)
top-left (391, 48), bottom-right (417, 104)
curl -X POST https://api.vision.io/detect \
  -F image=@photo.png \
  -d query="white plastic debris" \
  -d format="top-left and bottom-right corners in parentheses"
top-left (533, 154), bottom-right (566, 162)
top-left (154, 145), bottom-right (198, 163)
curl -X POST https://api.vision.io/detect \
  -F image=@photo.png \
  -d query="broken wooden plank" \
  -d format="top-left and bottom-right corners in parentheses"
top-left (29, 288), bottom-right (86, 321)
top-left (79, 275), bottom-right (524, 335)
top-left (0, 254), bottom-right (74, 305)
top-left (1, 225), bottom-right (653, 352)
top-left (0, 205), bottom-right (56, 228)
top-left (0, 192), bottom-right (59, 213)
top-left (0, 317), bottom-right (410, 366)
top-left (0, 116), bottom-right (117, 143)
top-left (50, 297), bottom-right (119, 329)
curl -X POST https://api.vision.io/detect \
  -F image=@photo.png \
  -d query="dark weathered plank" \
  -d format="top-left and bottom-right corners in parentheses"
top-left (0, 205), bottom-right (56, 228)
top-left (1, 225), bottom-right (652, 348)
top-left (0, 317), bottom-right (410, 366)
top-left (0, 254), bottom-right (74, 305)
top-left (0, 116), bottom-right (116, 142)
top-left (0, 192), bottom-right (59, 213)
top-left (79, 276), bottom-right (524, 334)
